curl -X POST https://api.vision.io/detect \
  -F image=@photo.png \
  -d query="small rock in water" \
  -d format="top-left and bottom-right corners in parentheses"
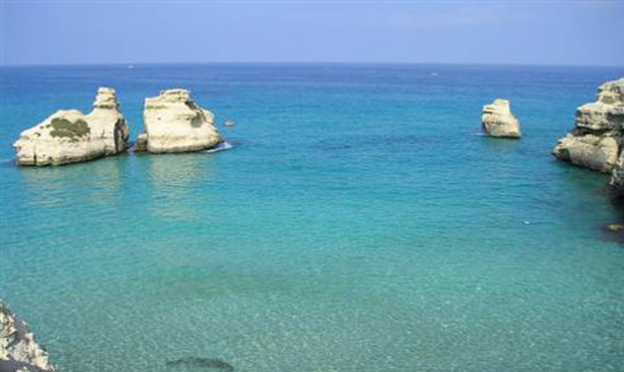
top-left (224, 119), bottom-right (235, 127)
top-left (607, 224), bottom-right (624, 232)
top-left (481, 98), bottom-right (521, 139)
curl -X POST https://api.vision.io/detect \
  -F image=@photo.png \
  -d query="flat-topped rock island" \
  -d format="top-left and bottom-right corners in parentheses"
top-left (135, 89), bottom-right (223, 153)
top-left (13, 88), bottom-right (130, 166)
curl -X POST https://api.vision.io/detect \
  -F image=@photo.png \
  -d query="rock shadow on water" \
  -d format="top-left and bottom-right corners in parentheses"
top-left (479, 134), bottom-right (522, 153)
top-left (0, 157), bottom-right (17, 169)
top-left (313, 134), bottom-right (429, 152)
top-left (602, 190), bottom-right (624, 245)
top-left (16, 155), bottom-right (126, 208)
top-left (599, 225), bottom-right (624, 245)
top-left (166, 357), bottom-right (234, 371)
top-left (144, 151), bottom-right (217, 220)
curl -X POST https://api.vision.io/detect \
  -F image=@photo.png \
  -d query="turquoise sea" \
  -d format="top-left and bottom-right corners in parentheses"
top-left (1, 64), bottom-right (624, 372)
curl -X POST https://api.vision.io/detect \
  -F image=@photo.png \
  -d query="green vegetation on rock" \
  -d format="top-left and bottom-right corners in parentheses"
top-left (49, 117), bottom-right (90, 139)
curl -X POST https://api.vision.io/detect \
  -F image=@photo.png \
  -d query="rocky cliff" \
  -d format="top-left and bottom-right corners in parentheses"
top-left (552, 78), bottom-right (624, 173)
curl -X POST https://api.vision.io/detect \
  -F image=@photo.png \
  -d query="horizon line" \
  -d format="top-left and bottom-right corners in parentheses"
top-left (2, 61), bottom-right (624, 69)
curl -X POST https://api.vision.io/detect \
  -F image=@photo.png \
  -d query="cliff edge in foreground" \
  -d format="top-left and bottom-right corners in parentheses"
top-left (0, 302), bottom-right (56, 372)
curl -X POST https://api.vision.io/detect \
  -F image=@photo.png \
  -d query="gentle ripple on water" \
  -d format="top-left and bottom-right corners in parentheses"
top-left (1, 64), bottom-right (624, 372)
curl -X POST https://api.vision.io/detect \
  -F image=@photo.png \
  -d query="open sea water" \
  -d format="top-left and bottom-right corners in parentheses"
top-left (1, 64), bottom-right (624, 372)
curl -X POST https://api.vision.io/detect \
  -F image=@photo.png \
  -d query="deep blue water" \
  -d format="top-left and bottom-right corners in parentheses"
top-left (1, 64), bottom-right (624, 372)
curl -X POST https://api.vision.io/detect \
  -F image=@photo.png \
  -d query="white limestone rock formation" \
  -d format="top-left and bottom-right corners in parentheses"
top-left (554, 134), bottom-right (619, 173)
top-left (553, 78), bottom-right (624, 173)
top-left (13, 87), bottom-right (130, 166)
top-left (0, 302), bottom-right (56, 372)
top-left (138, 89), bottom-right (222, 153)
top-left (481, 99), bottom-right (521, 139)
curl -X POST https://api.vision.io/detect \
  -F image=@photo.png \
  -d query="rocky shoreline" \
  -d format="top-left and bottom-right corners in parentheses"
top-left (550, 78), bottom-right (624, 196)
top-left (552, 78), bottom-right (624, 173)
top-left (0, 301), bottom-right (56, 372)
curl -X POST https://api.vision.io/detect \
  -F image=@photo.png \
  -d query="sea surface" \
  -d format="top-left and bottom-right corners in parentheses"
top-left (1, 64), bottom-right (624, 372)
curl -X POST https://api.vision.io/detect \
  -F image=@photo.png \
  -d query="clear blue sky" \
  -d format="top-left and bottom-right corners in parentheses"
top-left (1, 0), bottom-right (623, 66)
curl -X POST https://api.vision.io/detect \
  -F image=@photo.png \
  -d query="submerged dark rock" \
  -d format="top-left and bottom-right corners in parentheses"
top-left (166, 357), bottom-right (234, 371)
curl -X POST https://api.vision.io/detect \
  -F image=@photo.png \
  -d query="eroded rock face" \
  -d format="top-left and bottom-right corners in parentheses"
top-left (481, 99), bottom-right (521, 138)
top-left (553, 133), bottom-right (619, 173)
top-left (139, 89), bottom-right (222, 153)
top-left (553, 78), bottom-right (624, 173)
top-left (133, 133), bottom-right (148, 152)
top-left (0, 302), bottom-right (56, 372)
top-left (13, 87), bottom-right (130, 166)
top-left (610, 146), bottom-right (624, 196)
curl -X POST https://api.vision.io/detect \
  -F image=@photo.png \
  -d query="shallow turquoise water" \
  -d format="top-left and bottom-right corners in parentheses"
top-left (1, 64), bottom-right (624, 371)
